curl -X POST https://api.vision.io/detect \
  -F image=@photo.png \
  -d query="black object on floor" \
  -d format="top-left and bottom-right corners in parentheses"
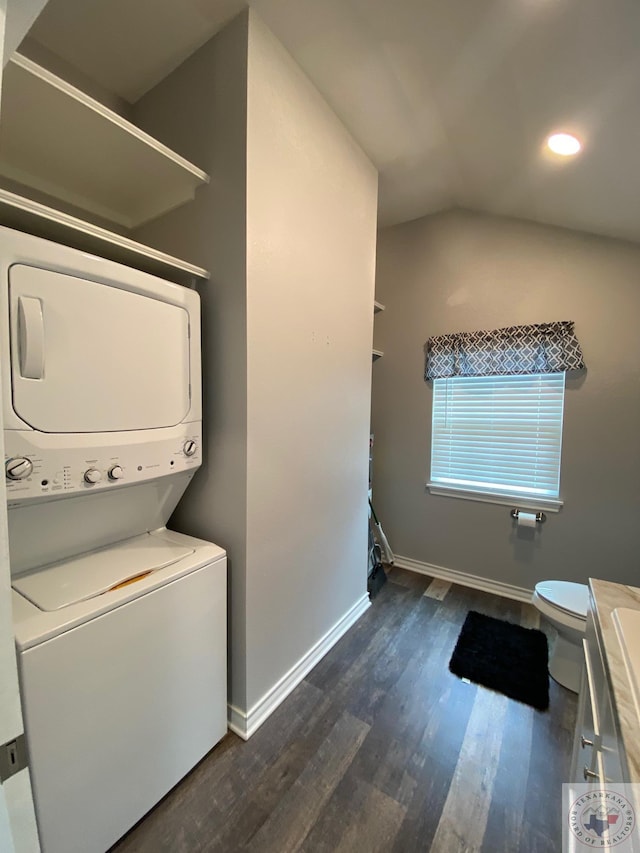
top-left (367, 561), bottom-right (387, 598)
top-left (367, 517), bottom-right (387, 599)
top-left (449, 610), bottom-right (549, 711)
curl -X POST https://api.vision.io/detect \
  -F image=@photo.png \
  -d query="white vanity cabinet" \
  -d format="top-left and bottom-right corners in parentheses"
top-left (572, 606), bottom-right (626, 784)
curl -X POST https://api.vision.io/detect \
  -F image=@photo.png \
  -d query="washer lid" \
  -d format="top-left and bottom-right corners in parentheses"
top-left (535, 581), bottom-right (588, 618)
top-left (12, 533), bottom-right (195, 611)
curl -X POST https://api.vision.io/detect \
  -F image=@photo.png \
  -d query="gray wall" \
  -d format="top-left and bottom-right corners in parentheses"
top-left (243, 13), bottom-right (377, 711)
top-left (134, 10), bottom-right (378, 725)
top-left (133, 12), bottom-right (250, 707)
top-left (372, 209), bottom-right (640, 590)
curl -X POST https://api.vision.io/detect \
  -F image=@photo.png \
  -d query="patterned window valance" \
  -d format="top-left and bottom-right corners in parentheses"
top-left (424, 321), bottom-right (585, 380)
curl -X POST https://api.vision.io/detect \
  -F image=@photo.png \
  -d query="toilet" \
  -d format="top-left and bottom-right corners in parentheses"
top-left (532, 580), bottom-right (589, 693)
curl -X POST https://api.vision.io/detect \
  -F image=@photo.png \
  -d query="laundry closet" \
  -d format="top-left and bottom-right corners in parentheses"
top-left (0, 9), bottom-right (230, 849)
top-left (1, 4), bottom-right (378, 852)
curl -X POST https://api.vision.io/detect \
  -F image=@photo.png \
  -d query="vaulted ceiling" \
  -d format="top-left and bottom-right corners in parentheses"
top-left (26, 0), bottom-right (640, 242)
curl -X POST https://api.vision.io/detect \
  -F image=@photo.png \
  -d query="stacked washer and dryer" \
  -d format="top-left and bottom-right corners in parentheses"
top-left (1, 226), bottom-right (227, 853)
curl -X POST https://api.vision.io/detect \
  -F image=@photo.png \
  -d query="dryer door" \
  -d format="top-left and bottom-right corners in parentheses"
top-left (9, 265), bottom-right (191, 432)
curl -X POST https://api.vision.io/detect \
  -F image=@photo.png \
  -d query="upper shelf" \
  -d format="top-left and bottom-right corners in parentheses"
top-left (0, 188), bottom-right (209, 286)
top-left (0, 53), bottom-right (209, 229)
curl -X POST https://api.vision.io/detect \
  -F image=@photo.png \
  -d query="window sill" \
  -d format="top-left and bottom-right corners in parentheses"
top-left (426, 483), bottom-right (563, 512)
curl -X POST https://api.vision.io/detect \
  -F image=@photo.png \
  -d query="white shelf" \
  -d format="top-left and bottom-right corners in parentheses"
top-left (0, 53), bottom-right (209, 229)
top-left (373, 301), bottom-right (385, 360)
top-left (0, 188), bottom-right (209, 285)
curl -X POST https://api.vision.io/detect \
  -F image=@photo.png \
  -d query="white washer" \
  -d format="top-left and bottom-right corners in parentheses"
top-left (12, 529), bottom-right (227, 853)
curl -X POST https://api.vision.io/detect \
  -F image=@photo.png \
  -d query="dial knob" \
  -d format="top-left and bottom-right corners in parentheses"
top-left (84, 468), bottom-right (102, 484)
top-left (183, 440), bottom-right (197, 457)
top-left (108, 465), bottom-right (124, 481)
top-left (5, 457), bottom-right (33, 480)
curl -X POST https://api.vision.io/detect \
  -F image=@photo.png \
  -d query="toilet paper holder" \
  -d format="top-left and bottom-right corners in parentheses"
top-left (510, 508), bottom-right (546, 523)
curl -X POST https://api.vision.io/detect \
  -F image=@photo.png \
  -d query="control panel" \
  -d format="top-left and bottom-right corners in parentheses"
top-left (4, 424), bottom-right (202, 505)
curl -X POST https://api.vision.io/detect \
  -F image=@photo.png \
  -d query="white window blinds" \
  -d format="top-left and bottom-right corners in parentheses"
top-left (430, 373), bottom-right (565, 499)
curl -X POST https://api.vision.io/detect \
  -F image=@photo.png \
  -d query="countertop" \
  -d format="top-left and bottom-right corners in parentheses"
top-left (589, 578), bottom-right (640, 782)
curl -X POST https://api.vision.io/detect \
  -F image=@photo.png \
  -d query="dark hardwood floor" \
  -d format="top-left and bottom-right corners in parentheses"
top-left (110, 568), bottom-right (577, 853)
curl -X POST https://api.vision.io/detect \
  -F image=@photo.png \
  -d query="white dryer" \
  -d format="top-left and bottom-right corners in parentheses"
top-left (0, 226), bottom-right (227, 853)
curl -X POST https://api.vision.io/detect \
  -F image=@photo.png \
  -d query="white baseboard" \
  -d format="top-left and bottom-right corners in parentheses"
top-left (394, 555), bottom-right (533, 604)
top-left (227, 593), bottom-right (371, 740)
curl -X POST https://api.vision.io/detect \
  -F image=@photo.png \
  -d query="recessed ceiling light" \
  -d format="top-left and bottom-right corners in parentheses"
top-left (546, 132), bottom-right (582, 156)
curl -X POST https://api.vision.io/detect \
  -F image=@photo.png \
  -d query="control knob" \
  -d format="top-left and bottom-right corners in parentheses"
top-left (108, 465), bottom-right (124, 481)
top-left (183, 440), bottom-right (197, 457)
top-left (5, 457), bottom-right (33, 480)
top-left (84, 468), bottom-right (102, 484)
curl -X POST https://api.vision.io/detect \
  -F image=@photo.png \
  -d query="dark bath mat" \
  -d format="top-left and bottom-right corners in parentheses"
top-left (449, 610), bottom-right (549, 711)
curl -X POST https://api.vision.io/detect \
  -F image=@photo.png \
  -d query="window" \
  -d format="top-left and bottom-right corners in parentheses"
top-left (429, 372), bottom-right (565, 508)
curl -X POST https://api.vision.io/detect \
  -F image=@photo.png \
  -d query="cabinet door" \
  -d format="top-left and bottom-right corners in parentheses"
top-left (9, 264), bottom-right (190, 432)
top-left (575, 616), bottom-right (626, 785)
top-left (572, 640), bottom-right (600, 784)
top-left (589, 624), bottom-right (624, 783)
